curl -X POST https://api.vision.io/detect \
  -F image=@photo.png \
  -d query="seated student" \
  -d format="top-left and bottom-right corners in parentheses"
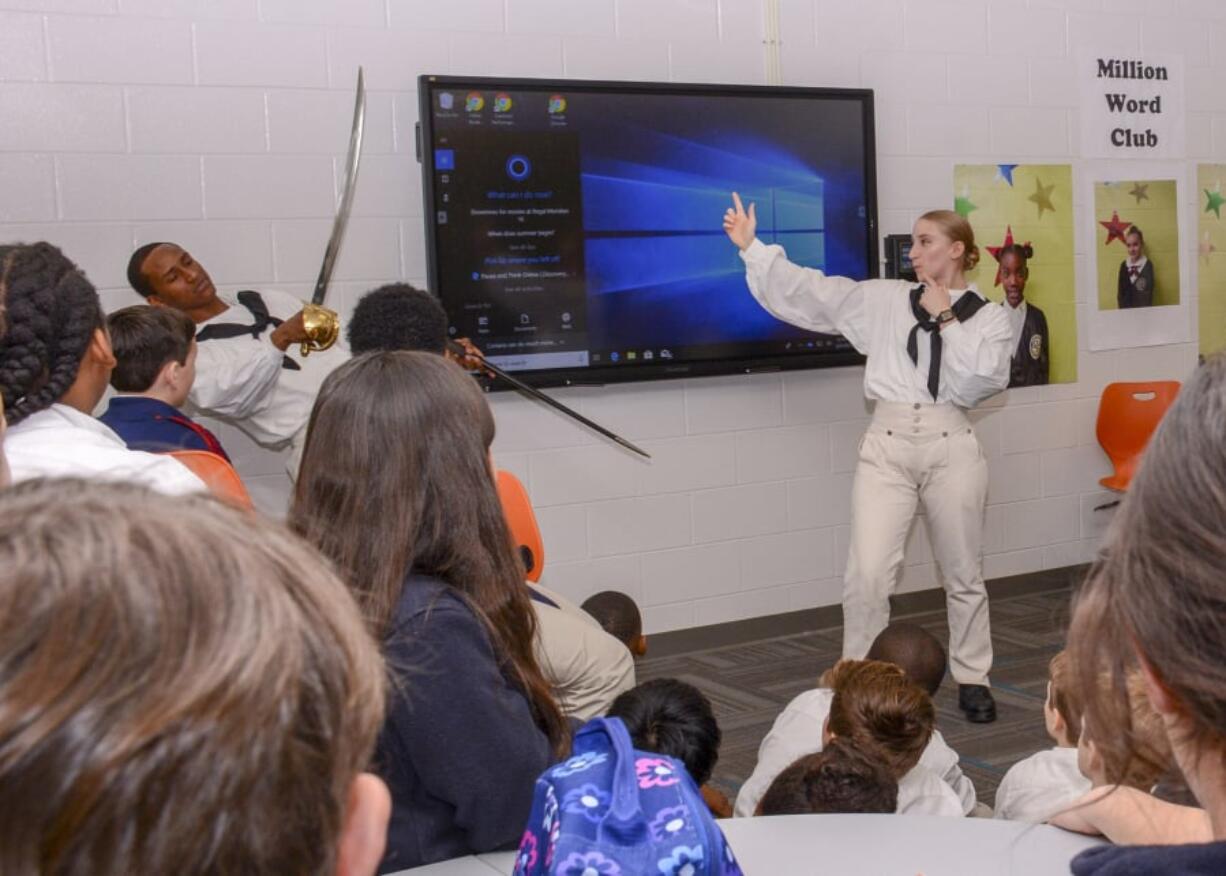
top-left (0, 478), bottom-right (390, 876)
top-left (756, 738), bottom-right (899, 816)
top-left (582, 590), bottom-right (649, 657)
top-left (607, 677), bottom-right (733, 817)
top-left (994, 650), bottom-right (1092, 822)
top-left (347, 283), bottom-right (634, 721)
top-left (734, 623), bottom-right (974, 817)
top-left (347, 281), bottom-right (484, 365)
top-left (1051, 355), bottom-right (1226, 874)
top-left (99, 305), bottom-right (230, 459)
top-left (0, 243), bottom-right (202, 494)
top-left (821, 659), bottom-right (962, 816)
top-left (289, 351), bottom-right (570, 872)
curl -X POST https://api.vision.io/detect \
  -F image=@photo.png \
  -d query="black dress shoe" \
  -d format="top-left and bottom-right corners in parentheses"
top-left (958, 684), bottom-right (997, 723)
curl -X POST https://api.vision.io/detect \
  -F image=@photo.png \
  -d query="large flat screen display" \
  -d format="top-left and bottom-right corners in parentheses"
top-left (418, 76), bottom-right (876, 388)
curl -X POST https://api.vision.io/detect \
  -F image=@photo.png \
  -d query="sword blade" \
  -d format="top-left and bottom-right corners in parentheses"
top-left (312, 66), bottom-right (366, 306)
top-left (448, 342), bottom-right (652, 459)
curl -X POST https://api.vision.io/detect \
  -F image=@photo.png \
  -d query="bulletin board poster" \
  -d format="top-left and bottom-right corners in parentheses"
top-left (954, 163), bottom-right (1077, 385)
top-left (1198, 164), bottom-right (1226, 358)
top-left (1082, 161), bottom-right (1190, 351)
top-left (1094, 180), bottom-right (1180, 311)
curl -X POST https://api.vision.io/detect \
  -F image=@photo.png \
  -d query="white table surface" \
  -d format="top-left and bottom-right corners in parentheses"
top-left (389, 813), bottom-right (1102, 875)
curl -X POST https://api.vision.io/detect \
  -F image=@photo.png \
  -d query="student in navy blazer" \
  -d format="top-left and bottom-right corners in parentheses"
top-left (98, 305), bottom-right (230, 460)
top-left (290, 351), bottom-right (571, 873)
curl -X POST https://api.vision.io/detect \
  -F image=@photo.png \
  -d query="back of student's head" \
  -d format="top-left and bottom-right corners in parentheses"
top-left (607, 678), bottom-right (720, 786)
top-left (0, 242), bottom-right (105, 425)
top-left (757, 738), bottom-right (898, 816)
top-left (1048, 649), bottom-right (1083, 745)
top-left (1079, 670), bottom-right (1173, 790)
top-left (347, 283), bottom-right (448, 355)
top-left (290, 351), bottom-right (569, 758)
top-left (581, 590), bottom-right (642, 650)
top-left (107, 304), bottom-right (195, 392)
top-left (0, 478), bottom-right (387, 876)
top-left (1068, 355), bottom-right (1226, 797)
top-left (826, 659), bottom-right (934, 780)
top-left (865, 622), bottom-right (947, 697)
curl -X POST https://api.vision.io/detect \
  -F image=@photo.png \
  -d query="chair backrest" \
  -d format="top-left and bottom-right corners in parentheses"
top-left (496, 469), bottom-right (544, 582)
top-left (167, 450), bottom-right (254, 510)
top-left (1095, 381), bottom-right (1181, 489)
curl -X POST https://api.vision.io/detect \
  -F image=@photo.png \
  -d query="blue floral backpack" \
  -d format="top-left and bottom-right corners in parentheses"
top-left (512, 716), bottom-right (743, 876)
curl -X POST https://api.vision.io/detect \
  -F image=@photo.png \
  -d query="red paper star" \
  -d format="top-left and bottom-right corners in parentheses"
top-left (1099, 210), bottom-right (1132, 246)
top-left (985, 226), bottom-right (1030, 287)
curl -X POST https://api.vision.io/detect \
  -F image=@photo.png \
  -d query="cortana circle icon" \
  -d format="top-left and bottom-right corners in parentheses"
top-left (506, 154), bottom-right (532, 181)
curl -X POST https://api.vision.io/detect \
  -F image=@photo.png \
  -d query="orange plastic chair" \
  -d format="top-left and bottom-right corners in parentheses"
top-left (496, 469), bottom-right (544, 582)
top-left (1095, 381), bottom-right (1181, 494)
top-left (167, 450), bottom-right (254, 510)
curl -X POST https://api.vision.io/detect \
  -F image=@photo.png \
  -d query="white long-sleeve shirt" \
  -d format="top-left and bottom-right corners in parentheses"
top-left (191, 288), bottom-right (349, 447)
top-left (4, 404), bottom-right (204, 495)
top-left (733, 687), bottom-right (974, 818)
top-left (993, 746), bottom-right (1091, 824)
top-left (741, 240), bottom-right (1012, 408)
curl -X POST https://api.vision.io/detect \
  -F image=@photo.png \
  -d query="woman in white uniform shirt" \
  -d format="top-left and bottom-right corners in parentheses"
top-left (723, 195), bottom-right (1012, 722)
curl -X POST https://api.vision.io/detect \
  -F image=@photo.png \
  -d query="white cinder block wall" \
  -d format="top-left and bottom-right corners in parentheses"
top-left (0, 0), bottom-right (1214, 633)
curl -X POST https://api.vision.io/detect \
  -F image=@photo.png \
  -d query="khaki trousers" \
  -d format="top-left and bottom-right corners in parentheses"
top-left (842, 401), bottom-right (992, 685)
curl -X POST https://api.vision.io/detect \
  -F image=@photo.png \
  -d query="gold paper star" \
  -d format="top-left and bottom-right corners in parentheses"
top-left (1029, 177), bottom-right (1056, 218)
top-left (1129, 182), bottom-right (1149, 203)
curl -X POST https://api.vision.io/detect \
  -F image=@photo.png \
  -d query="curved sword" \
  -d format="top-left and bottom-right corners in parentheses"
top-left (312, 66), bottom-right (366, 307)
top-left (447, 341), bottom-right (651, 459)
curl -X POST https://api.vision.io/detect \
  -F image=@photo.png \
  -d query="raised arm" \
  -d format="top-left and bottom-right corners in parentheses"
top-left (723, 192), bottom-right (870, 354)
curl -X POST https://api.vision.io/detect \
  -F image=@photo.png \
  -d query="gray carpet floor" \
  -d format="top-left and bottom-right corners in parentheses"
top-left (636, 578), bottom-right (1076, 810)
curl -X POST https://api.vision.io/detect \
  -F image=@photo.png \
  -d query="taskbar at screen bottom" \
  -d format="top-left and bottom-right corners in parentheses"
top-left (484, 336), bottom-right (855, 371)
top-left (479, 337), bottom-right (863, 389)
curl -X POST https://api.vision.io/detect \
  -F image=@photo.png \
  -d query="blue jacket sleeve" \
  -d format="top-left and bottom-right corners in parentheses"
top-left (383, 599), bottom-right (554, 854)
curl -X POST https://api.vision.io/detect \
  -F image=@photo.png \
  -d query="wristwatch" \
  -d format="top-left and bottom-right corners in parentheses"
top-left (936, 309), bottom-right (956, 325)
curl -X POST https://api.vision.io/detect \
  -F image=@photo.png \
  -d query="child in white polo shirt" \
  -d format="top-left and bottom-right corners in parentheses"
top-left (735, 623), bottom-right (973, 817)
top-left (994, 650), bottom-right (1091, 822)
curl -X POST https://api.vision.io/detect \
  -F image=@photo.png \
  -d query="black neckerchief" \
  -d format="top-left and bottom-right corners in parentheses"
top-left (905, 285), bottom-right (988, 400)
top-left (195, 290), bottom-right (300, 371)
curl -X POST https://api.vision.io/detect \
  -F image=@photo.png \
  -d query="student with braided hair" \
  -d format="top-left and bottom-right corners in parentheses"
top-left (998, 243), bottom-right (1049, 387)
top-left (0, 243), bottom-right (203, 494)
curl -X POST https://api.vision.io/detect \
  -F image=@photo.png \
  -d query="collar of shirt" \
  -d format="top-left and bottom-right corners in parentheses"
top-left (1002, 299), bottom-right (1027, 349)
top-left (9, 403), bottom-right (129, 447)
top-left (1127, 255), bottom-right (1148, 270)
top-left (103, 395), bottom-right (186, 422)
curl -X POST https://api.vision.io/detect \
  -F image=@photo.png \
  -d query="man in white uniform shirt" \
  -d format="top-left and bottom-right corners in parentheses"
top-left (724, 196), bottom-right (1012, 723)
top-left (127, 242), bottom-right (347, 476)
top-left (0, 242), bottom-right (203, 495)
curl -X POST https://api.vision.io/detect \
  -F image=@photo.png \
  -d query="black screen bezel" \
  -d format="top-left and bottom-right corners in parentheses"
top-left (417, 74), bottom-right (876, 390)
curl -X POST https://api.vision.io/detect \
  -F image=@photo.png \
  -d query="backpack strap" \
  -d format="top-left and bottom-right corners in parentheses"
top-left (577, 717), bottom-right (645, 823)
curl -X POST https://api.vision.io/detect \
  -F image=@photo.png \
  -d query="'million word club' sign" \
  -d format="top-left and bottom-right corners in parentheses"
top-left (1080, 53), bottom-right (1185, 159)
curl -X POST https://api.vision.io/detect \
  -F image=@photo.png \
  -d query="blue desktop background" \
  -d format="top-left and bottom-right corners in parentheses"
top-left (570, 92), bottom-right (872, 351)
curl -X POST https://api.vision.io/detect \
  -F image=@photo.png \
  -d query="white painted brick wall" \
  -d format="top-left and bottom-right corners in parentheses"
top-left (0, 0), bottom-right (1209, 634)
